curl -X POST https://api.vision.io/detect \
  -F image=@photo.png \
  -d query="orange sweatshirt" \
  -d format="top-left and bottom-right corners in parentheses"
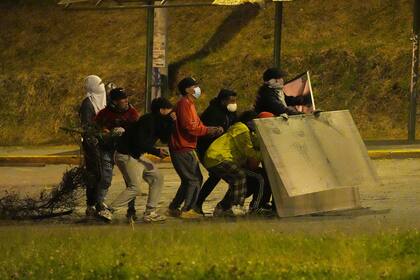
top-left (169, 96), bottom-right (208, 152)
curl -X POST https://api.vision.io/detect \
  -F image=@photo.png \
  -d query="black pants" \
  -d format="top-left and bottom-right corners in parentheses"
top-left (82, 138), bottom-right (102, 207)
top-left (196, 172), bottom-right (221, 209)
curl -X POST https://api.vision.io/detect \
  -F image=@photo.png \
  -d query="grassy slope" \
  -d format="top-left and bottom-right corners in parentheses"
top-left (0, 224), bottom-right (419, 279)
top-left (0, 0), bottom-right (415, 145)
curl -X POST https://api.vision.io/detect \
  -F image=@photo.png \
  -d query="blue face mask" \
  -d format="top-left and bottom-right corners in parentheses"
top-left (192, 87), bottom-right (201, 99)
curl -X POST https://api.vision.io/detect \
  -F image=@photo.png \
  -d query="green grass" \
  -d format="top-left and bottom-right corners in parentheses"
top-left (0, 0), bottom-right (416, 144)
top-left (0, 223), bottom-right (419, 279)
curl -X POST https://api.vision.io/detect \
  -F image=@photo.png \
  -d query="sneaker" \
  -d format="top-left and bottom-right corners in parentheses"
top-left (213, 205), bottom-right (235, 217)
top-left (249, 207), bottom-right (276, 217)
top-left (231, 205), bottom-right (247, 216)
top-left (166, 208), bottom-right (181, 217)
top-left (97, 208), bottom-right (112, 222)
top-left (143, 211), bottom-right (167, 223)
top-left (85, 206), bottom-right (96, 217)
top-left (180, 209), bottom-right (203, 219)
top-left (193, 206), bottom-right (205, 216)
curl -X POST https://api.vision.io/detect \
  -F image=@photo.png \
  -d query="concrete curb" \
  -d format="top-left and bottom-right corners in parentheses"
top-left (368, 149), bottom-right (420, 159)
top-left (1, 149), bottom-right (420, 166)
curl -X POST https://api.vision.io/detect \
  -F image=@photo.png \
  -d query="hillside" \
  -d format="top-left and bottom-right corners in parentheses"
top-left (0, 0), bottom-right (415, 145)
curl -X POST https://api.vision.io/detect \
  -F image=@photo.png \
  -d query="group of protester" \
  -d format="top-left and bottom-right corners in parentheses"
top-left (79, 67), bottom-right (312, 223)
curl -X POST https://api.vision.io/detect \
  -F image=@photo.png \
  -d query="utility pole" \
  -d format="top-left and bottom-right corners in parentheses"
top-left (144, 0), bottom-right (155, 113)
top-left (273, 1), bottom-right (283, 68)
top-left (408, 0), bottom-right (420, 143)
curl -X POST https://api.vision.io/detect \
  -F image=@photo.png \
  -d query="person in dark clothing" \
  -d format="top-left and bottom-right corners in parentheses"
top-left (110, 97), bottom-right (175, 223)
top-left (254, 68), bottom-right (311, 116)
top-left (79, 75), bottom-right (107, 217)
top-left (195, 89), bottom-right (238, 214)
top-left (94, 87), bottom-right (140, 221)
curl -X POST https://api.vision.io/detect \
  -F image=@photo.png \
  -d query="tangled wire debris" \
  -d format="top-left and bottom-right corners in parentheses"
top-left (0, 167), bottom-right (87, 220)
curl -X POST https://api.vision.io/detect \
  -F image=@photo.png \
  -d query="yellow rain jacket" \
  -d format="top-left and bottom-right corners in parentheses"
top-left (204, 122), bottom-right (261, 168)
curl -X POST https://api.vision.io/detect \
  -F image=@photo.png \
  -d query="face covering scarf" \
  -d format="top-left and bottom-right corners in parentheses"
top-left (266, 79), bottom-right (287, 107)
top-left (85, 75), bottom-right (107, 114)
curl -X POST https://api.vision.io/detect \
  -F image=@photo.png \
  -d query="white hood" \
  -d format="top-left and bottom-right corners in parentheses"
top-left (85, 75), bottom-right (106, 114)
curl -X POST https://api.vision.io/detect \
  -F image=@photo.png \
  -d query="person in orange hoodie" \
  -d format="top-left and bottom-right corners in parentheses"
top-left (168, 77), bottom-right (224, 219)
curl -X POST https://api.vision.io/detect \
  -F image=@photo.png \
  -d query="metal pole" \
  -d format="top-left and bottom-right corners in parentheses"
top-left (307, 71), bottom-right (316, 111)
top-left (408, 0), bottom-right (420, 143)
top-left (145, 0), bottom-right (154, 113)
top-left (274, 1), bottom-right (283, 68)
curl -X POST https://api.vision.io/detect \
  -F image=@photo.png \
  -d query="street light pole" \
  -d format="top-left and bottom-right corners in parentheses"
top-left (408, 0), bottom-right (420, 143)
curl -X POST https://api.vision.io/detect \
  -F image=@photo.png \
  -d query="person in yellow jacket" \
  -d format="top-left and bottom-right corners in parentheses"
top-left (204, 110), bottom-right (262, 216)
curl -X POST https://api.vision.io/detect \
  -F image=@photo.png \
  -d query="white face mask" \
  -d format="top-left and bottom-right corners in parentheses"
top-left (192, 87), bottom-right (201, 99)
top-left (227, 103), bottom-right (237, 112)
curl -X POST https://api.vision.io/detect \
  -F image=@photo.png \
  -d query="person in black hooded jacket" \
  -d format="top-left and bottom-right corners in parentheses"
top-left (109, 97), bottom-right (175, 223)
top-left (254, 68), bottom-right (312, 116)
top-left (195, 89), bottom-right (238, 214)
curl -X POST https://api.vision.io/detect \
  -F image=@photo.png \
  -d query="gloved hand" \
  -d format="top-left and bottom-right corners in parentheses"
top-left (112, 127), bottom-right (125, 136)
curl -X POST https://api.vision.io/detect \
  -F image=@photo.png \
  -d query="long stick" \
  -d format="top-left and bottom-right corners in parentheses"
top-left (307, 71), bottom-right (316, 111)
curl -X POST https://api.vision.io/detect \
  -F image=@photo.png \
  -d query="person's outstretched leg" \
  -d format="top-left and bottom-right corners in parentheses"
top-left (169, 150), bottom-right (203, 218)
top-left (140, 155), bottom-right (166, 223)
top-left (181, 153), bottom-right (202, 213)
top-left (195, 173), bottom-right (221, 213)
top-left (110, 152), bottom-right (142, 221)
top-left (168, 150), bottom-right (188, 215)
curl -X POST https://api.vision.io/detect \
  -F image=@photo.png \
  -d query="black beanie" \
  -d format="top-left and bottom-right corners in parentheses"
top-left (263, 68), bottom-right (286, 82)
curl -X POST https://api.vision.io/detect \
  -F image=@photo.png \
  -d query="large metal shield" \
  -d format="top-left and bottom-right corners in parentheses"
top-left (254, 110), bottom-right (379, 217)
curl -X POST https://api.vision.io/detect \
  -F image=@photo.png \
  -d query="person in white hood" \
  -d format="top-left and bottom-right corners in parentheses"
top-left (79, 75), bottom-right (107, 217)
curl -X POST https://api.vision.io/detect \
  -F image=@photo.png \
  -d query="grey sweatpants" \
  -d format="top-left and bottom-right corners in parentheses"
top-left (110, 152), bottom-right (164, 212)
top-left (169, 150), bottom-right (203, 212)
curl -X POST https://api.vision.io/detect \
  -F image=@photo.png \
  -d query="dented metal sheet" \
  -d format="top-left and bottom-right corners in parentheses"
top-left (254, 110), bottom-right (378, 217)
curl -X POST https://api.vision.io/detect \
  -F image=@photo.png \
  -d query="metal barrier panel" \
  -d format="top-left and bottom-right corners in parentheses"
top-left (254, 110), bottom-right (378, 217)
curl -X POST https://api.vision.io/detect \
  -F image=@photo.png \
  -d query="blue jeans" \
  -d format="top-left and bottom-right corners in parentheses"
top-left (96, 150), bottom-right (114, 208)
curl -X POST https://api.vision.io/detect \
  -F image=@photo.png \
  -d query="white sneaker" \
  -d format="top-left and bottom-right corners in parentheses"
top-left (231, 205), bottom-right (247, 216)
top-left (143, 211), bottom-right (167, 223)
